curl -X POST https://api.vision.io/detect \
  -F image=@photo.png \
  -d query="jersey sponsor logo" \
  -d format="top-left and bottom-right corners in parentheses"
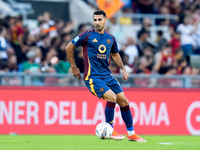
top-left (74, 36), bottom-right (79, 42)
top-left (97, 54), bottom-right (106, 59)
top-left (92, 38), bottom-right (98, 42)
top-left (98, 44), bottom-right (106, 53)
top-left (107, 39), bottom-right (111, 44)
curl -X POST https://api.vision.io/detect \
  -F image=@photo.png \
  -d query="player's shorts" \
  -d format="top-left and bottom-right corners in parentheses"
top-left (84, 76), bottom-right (123, 99)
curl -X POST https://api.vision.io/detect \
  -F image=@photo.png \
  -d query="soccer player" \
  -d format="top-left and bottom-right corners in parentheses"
top-left (65, 10), bottom-right (146, 142)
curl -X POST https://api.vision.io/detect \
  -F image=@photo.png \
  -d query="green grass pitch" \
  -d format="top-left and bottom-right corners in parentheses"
top-left (0, 135), bottom-right (200, 150)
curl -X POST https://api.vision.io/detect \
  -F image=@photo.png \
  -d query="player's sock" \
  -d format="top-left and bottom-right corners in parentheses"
top-left (120, 105), bottom-right (135, 136)
top-left (105, 101), bottom-right (116, 127)
top-left (127, 128), bottom-right (135, 136)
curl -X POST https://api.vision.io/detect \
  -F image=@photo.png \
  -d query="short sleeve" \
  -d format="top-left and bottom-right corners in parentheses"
top-left (111, 36), bottom-right (119, 53)
top-left (71, 32), bottom-right (89, 47)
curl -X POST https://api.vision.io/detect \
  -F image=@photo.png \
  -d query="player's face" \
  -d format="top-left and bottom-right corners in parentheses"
top-left (93, 15), bottom-right (106, 31)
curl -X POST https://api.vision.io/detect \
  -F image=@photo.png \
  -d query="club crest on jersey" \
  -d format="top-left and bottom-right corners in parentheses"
top-left (98, 44), bottom-right (106, 53)
top-left (107, 39), bottom-right (111, 44)
top-left (100, 87), bottom-right (104, 92)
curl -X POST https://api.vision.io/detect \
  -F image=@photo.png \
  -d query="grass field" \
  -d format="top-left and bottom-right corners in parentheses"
top-left (0, 135), bottom-right (200, 150)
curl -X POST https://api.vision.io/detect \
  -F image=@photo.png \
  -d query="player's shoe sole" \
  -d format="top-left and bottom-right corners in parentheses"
top-left (127, 134), bottom-right (146, 142)
top-left (110, 135), bottom-right (125, 141)
top-left (110, 130), bottom-right (124, 141)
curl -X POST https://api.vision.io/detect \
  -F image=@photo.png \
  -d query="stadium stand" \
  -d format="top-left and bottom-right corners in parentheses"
top-left (0, 0), bottom-right (200, 87)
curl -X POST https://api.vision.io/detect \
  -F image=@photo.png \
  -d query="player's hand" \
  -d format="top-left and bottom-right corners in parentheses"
top-left (71, 67), bottom-right (81, 80)
top-left (122, 69), bottom-right (129, 80)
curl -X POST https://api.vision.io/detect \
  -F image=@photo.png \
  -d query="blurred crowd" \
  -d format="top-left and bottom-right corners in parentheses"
top-left (0, 11), bottom-right (93, 75)
top-left (109, 0), bottom-right (200, 77)
top-left (0, 0), bottom-right (200, 84)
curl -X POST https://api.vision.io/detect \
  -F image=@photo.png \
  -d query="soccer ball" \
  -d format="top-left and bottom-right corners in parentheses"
top-left (95, 122), bottom-right (113, 139)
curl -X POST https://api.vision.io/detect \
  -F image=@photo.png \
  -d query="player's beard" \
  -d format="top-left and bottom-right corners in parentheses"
top-left (95, 25), bottom-right (104, 31)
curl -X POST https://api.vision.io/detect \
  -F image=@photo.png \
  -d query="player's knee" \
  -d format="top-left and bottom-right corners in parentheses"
top-left (118, 98), bottom-right (129, 107)
top-left (124, 99), bottom-right (129, 106)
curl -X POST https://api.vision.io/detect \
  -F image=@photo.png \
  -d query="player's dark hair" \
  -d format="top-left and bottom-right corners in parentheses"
top-left (93, 10), bottom-right (106, 17)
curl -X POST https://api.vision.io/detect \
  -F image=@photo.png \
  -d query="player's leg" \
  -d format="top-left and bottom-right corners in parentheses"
top-left (85, 78), bottom-right (117, 127)
top-left (116, 92), bottom-right (134, 135)
top-left (102, 90), bottom-right (124, 140)
top-left (102, 89), bottom-right (116, 127)
top-left (116, 92), bottom-right (134, 134)
top-left (116, 92), bottom-right (146, 142)
top-left (85, 77), bottom-right (117, 127)
top-left (85, 77), bottom-right (124, 140)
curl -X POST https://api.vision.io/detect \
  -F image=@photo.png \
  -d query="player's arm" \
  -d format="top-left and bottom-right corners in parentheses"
top-left (65, 42), bottom-right (81, 80)
top-left (110, 35), bottom-right (129, 80)
top-left (111, 52), bottom-right (129, 80)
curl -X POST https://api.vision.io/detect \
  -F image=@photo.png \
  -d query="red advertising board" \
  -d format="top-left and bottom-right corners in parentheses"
top-left (0, 87), bottom-right (200, 135)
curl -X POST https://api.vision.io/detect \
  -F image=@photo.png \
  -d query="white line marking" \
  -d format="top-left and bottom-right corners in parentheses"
top-left (159, 142), bottom-right (171, 145)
